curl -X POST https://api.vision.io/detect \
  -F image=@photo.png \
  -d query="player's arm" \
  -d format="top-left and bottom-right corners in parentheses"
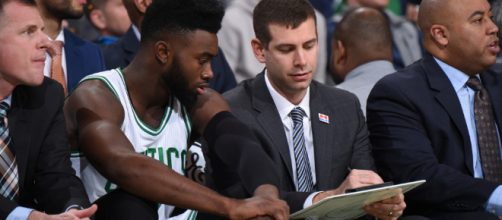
top-left (64, 82), bottom-right (288, 219)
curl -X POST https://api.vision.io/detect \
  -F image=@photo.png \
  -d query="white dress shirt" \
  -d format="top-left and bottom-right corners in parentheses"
top-left (264, 71), bottom-right (319, 207)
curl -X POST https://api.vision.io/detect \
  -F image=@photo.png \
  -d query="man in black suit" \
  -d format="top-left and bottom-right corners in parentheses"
top-left (101, 0), bottom-right (237, 94)
top-left (367, 0), bottom-right (502, 219)
top-left (0, 0), bottom-right (95, 219)
top-left (211, 0), bottom-right (406, 219)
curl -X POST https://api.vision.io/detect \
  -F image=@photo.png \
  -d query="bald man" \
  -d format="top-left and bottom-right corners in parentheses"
top-left (367, 0), bottom-right (502, 219)
top-left (332, 7), bottom-right (395, 115)
top-left (336, 0), bottom-right (422, 69)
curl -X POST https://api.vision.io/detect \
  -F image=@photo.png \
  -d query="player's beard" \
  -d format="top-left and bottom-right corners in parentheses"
top-left (163, 56), bottom-right (197, 108)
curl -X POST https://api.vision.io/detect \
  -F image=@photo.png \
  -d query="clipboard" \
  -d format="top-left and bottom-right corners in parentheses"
top-left (290, 180), bottom-right (426, 220)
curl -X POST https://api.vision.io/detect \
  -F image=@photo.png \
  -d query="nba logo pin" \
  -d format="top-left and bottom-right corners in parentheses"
top-left (318, 113), bottom-right (330, 124)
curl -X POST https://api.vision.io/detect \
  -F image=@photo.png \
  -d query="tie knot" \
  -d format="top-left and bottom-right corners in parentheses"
top-left (466, 77), bottom-right (483, 91)
top-left (290, 107), bottom-right (305, 123)
top-left (0, 102), bottom-right (9, 118)
top-left (47, 40), bottom-right (64, 57)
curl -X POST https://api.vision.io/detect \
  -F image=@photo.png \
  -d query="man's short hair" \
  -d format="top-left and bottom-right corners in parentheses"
top-left (140, 0), bottom-right (224, 43)
top-left (253, 0), bottom-right (316, 48)
top-left (0, 0), bottom-right (35, 14)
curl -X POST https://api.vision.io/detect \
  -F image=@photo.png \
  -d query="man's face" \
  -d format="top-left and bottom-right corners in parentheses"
top-left (164, 30), bottom-right (217, 106)
top-left (259, 17), bottom-right (318, 99)
top-left (445, 0), bottom-right (499, 74)
top-left (0, 1), bottom-right (49, 87)
top-left (40, 0), bottom-right (86, 19)
top-left (100, 0), bottom-right (130, 36)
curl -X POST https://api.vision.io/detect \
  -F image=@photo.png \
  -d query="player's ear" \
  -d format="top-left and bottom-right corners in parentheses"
top-left (155, 40), bottom-right (172, 64)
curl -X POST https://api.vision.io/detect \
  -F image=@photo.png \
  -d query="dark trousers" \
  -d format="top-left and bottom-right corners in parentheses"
top-left (94, 189), bottom-right (158, 220)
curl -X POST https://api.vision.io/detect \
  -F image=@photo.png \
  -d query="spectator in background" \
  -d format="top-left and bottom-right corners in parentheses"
top-left (334, 0), bottom-right (422, 69)
top-left (404, 0), bottom-right (420, 23)
top-left (218, 0), bottom-right (328, 84)
top-left (102, 0), bottom-right (237, 93)
top-left (84, 0), bottom-right (131, 45)
top-left (332, 7), bottom-right (395, 115)
top-left (35, 0), bottom-right (106, 94)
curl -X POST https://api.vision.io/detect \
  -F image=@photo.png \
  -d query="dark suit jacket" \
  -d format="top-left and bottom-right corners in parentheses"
top-left (64, 29), bottom-right (106, 92)
top-left (210, 72), bottom-right (374, 212)
top-left (101, 26), bottom-right (237, 93)
top-left (367, 54), bottom-right (502, 218)
top-left (0, 78), bottom-right (90, 219)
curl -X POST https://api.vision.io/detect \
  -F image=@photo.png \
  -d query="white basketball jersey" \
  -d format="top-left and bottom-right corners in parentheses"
top-left (76, 68), bottom-right (197, 219)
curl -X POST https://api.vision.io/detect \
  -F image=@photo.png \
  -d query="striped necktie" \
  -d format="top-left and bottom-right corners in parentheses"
top-left (466, 77), bottom-right (502, 183)
top-left (290, 107), bottom-right (314, 192)
top-left (0, 101), bottom-right (19, 200)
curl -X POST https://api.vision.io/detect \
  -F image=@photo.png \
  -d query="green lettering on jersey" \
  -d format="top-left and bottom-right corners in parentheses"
top-left (145, 148), bottom-right (157, 158)
top-left (141, 146), bottom-right (187, 170)
top-left (167, 148), bottom-right (179, 168)
top-left (157, 147), bottom-right (164, 164)
top-left (181, 150), bottom-right (187, 173)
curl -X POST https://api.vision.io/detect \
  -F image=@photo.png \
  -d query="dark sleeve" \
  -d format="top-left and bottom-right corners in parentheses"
top-left (34, 81), bottom-right (90, 213)
top-left (204, 111), bottom-right (310, 212)
top-left (208, 48), bottom-right (237, 94)
top-left (367, 78), bottom-right (497, 212)
top-left (204, 111), bottom-right (280, 192)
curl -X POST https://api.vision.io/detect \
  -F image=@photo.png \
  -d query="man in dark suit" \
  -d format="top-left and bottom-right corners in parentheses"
top-left (0, 0), bottom-right (95, 219)
top-left (35, 0), bottom-right (105, 93)
top-left (101, 0), bottom-right (237, 93)
top-left (211, 0), bottom-right (406, 219)
top-left (367, 0), bottom-right (502, 219)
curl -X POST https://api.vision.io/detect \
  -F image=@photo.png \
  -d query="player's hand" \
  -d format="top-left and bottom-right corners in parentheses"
top-left (227, 184), bottom-right (289, 220)
top-left (364, 190), bottom-right (405, 220)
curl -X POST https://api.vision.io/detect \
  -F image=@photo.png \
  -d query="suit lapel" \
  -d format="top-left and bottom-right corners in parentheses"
top-left (481, 66), bottom-right (502, 138)
top-left (251, 73), bottom-right (295, 183)
top-left (424, 56), bottom-right (473, 174)
top-left (309, 83), bottom-right (334, 189)
top-left (64, 29), bottom-right (83, 92)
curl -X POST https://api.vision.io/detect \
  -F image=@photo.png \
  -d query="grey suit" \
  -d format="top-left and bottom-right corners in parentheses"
top-left (215, 72), bottom-right (375, 212)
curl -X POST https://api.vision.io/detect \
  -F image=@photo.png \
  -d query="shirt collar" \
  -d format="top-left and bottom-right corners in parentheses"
top-left (132, 25), bottom-right (141, 41)
top-left (434, 57), bottom-right (476, 92)
top-left (264, 70), bottom-right (311, 121)
top-left (53, 29), bottom-right (65, 42)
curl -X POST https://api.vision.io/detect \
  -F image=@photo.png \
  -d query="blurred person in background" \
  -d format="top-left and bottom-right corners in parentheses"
top-left (84, 0), bottom-right (131, 45)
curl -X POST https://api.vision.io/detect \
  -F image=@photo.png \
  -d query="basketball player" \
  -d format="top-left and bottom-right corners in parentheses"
top-left (64, 0), bottom-right (288, 219)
